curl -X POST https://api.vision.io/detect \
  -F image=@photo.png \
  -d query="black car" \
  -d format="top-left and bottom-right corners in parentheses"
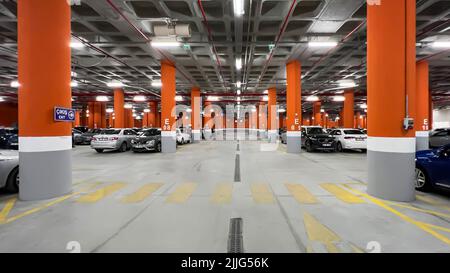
top-left (301, 126), bottom-right (337, 152)
top-left (0, 128), bottom-right (18, 149)
top-left (79, 129), bottom-right (103, 145)
top-left (131, 128), bottom-right (162, 153)
top-left (74, 126), bottom-right (89, 133)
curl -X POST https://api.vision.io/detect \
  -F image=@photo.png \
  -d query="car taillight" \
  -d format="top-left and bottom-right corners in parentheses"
top-left (92, 137), bottom-right (97, 141)
top-left (110, 137), bottom-right (119, 141)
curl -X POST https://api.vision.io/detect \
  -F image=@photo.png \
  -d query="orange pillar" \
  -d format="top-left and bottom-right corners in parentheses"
top-left (148, 101), bottom-right (157, 128)
top-left (87, 102), bottom-right (94, 128)
top-left (114, 88), bottom-right (125, 128)
top-left (367, 0), bottom-right (416, 201)
top-left (74, 111), bottom-right (80, 127)
top-left (143, 112), bottom-right (149, 128)
top-left (343, 90), bottom-right (354, 128)
top-left (191, 87), bottom-right (202, 141)
top-left (267, 87), bottom-right (277, 142)
top-left (313, 101), bottom-right (322, 126)
top-left (429, 94), bottom-right (433, 130)
top-left (18, 0), bottom-right (72, 200)
top-left (415, 61), bottom-right (430, 150)
top-left (286, 60), bottom-right (302, 152)
top-left (161, 60), bottom-right (176, 152)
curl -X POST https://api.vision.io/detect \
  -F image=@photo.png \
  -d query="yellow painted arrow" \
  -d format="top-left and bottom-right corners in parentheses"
top-left (303, 212), bottom-right (341, 253)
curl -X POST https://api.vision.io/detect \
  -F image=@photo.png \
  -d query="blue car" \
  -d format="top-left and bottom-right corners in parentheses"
top-left (415, 144), bottom-right (450, 191)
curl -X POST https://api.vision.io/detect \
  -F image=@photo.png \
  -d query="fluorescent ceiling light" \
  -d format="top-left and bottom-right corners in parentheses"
top-left (96, 96), bottom-right (109, 102)
top-left (207, 96), bottom-right (219, 101)
top-left (263, 96), bottom-right (269, 101)
top-left (132, 113), bottom-right (137, 117)
top-left (124, 103), bottom-right (133, 109)
top-left (106, 81), bottom-right (123, 88)
top-left (186, 108), bottom-right (192, 113)
top-left (236, 81), bottom-right (242, 88)
top-left (71, 72), bottom-right (78, 77)
top-left (70, 42), bottom-right (84, 49)
top-left (233, 0), bottom-right (245, 16)
top-left (106, 109), bottom-right (114, 113)
top-left (237, 90), bottom-right (241, 95)
top-left (333, 95), bottom-right (346, 102)
top-left (338, 80), bottom-right (357, 88)
top-left (320, 109), bottom-right (325, 113)
top-left (144, 109), bottom-right (151, 113)
top-left (431, 41), bottom-right (450, 48)
top-left (175, 95), bottom-right (183, 102)
top-left (360, 103), bottom-right (368, 109)
top-left (236, 58), bottom-right (242, 70)
top-left (151, 41), bottom-right (181, 48)
top-left (10, 81), bottom-right (20, 88)
top-left (0, 97), bottom-right (4, 102)
top-left (306, 95), bottom-right (319, 102)
top-left (237, 97), bottom-right (241, 101)
top-left (70, 81), bottom-right (78, 87)
top-left (133, 95), bottom-right (146, 102)
top-left (151, 80), bottom-right (162, 87)
top-left (263, 90), bottom-right (269, 94)
top-left (277, 109), bottom-right (286, 113)
top-left (308, 41), bottom-right (338, 47)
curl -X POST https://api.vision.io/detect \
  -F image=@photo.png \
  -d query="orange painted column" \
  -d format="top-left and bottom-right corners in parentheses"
top-left (267, 87), bottom-right (277, 142)
top-left (286, 60), bottom-right (302, 152)
top-left (415, 61), bottom-right (430, 150)
top-left (429, 94), bottom-right (433, 130)
top-left (313, 101), bottom-right (322, 126)
top-left (143, 112), bottom-right (149, 128)
top-left (191, 87), bottom-right (202, 142)
top-left (343, 90), bottom-right (354, 128)
top-left (124, 109), bottom-right (134, 128)
top-left (161, 60), bottom-right (177, 153)
top-left (367, 0), bottom-right (416, 201)
top-left (87, 102), bottom-right (94, 128)
top-left (148, 101), bottom-right (157, 128)
top-left (0, 103), bottom-right (18, 127)
top-left (93, 102), bottom-right (105, 129)
top-left (74, 110), bottom-right (80, 127)
top-left (114, 88), bottom-right (125, 128)
top-left (18, 0), bottom-right (72, 200)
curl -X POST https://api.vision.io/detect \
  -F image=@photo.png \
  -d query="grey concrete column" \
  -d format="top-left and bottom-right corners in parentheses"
top-left (162, 131), bottom-right (177, 153)
top-left (367, 137), bottom-right (416, 202)
top-left (268, 130), bottom-right (278, 143)
top-left (192, 130), bottom-right (201, 143)
top-left (416, 131), bottom-right (429, 151)
top-left (287, 132), bottom-right (302, 153)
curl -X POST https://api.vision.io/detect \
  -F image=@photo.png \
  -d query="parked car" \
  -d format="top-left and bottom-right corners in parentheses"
top-left (131, 128), bottom-right (162, 153)
top-left (91, 128), bottom-right (137, 153)
top-left (72, 129), bottom-right (83, 146)
top-left (176, 128), bottom-right (191, 145)
top-left (0, 128), bottom-right (18, 149)
top-left (6, 135), bottom-right (18, 150)
top-left (0, 150), bottom-right (19, 193)
top-left (74, 126), bottom-right (89, 133)
top-left (330, 128), bottom-right (367, 152)
top-left (301, 126), bottom-right (337, 153)
top-left (415, 144), bottom-right (450, 191)
top-left (79, 129), bottom-right (103, 145)
top-left (429, 128), bottom-right (450, 148)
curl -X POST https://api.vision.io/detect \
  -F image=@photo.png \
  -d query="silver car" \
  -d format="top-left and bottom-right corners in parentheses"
top-left (0, 150), bottom-right (19, 193)
top-left (429, 129), bottom-right (450, 148)
top-left (90, 128), bottom-right (137, 153)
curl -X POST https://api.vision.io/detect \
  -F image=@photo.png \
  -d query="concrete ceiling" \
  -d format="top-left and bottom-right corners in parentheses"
top-left (0, 0), bottom-right (449, 113)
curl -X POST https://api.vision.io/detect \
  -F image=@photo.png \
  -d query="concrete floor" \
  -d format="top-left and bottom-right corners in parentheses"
top-left (0, 140), bottom-right (449, 253)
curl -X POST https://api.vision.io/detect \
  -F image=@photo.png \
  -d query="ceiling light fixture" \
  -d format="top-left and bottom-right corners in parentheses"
top-left (236, 58), bottom-right (242, 70)
top-left (186, 108), bottom-right (192, 113)
top-left (106, 81), bottom-right (123, 88)
top-left (144, 109), bottom-right (151, 113)
top-left (263, 96), bottom-right (269, 101)
top-left (106, 109), bottom-right (114, 113)
top-left (70, 42), bottom-right (84, 49)
top-left (431, 41), bottom-right (450, 48)
top-left (124, 103), bottom-right (133, 109)
top-left (308, 41), bottom-right (338, 47)
top-left (207, 96), bottom-right (219, 101)
top-left (338, 80), bottom-right (357, 88)
top-left (237, 90), bottom-right (241, 95)
top-left (360, 103), bottom-right (368, 109)
top-left (277, 109), bottom-right (286, 113)
top-left (96, 96), bottom-right (109, 102)
top-left (0, 97), bottom-right (4, 102)
top-left (233, 0), bottom-right (245, 16)
top-left (70, 81), bottom-right (78, 87)
top-left (175, 95), bottom-right (183, 102)
top-left (236, 81), bottom-right (242, 88)
top-left (333, 95), bottom-right (346, 102)
top-left (306, 95), bottom-right (319, 102)
top-left (10, 81), bottom-right (20, 88)
top-left (150, 41), bottom-right (181, 48)
top-left (133, 95), bottom-right (146, 102)
top-left (151, 80), bottom-right (162, 87)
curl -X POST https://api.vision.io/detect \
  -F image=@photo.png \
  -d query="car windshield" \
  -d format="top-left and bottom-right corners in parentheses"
top-left (87, 129), bottom-right (102, 134)
top-left (100, 129), bottom-right (121, 135)
top-left (0, 128), bottom-right (18, 135)
top-left (307, 128), bottom-right (325, 134)
top-left (140, 129), bottom-right (161, 136)
top-left (344, 130), bottom-right (365, 135)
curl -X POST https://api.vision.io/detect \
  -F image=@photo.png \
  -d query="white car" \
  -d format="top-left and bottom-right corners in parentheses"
top-left (0, 150), bottom-right (19, 193)
top-left (330, 128), bottom-right (367, 152)
top-left (176, 128), bottom-right (191, 145)
top-left (91, 128), bottom-right (138, 153)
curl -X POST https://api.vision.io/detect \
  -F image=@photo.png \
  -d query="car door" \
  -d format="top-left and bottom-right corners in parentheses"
top-left (428, 146), bottom-right (450, 188)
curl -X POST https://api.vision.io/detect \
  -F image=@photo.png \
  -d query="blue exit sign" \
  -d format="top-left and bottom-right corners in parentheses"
top-left (54, 107), bottom-right (76, 122)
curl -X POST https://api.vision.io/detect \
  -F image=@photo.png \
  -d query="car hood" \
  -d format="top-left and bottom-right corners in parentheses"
top-left (416, 149), bottom-right (437, 159)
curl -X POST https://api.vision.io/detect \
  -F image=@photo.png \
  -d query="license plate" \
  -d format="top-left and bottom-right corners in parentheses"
top-left (356, 138), bottom-right (364, 141)
top-left (323, 144), bottom-right (331, 147)
top-left (135, 145), bottom-right (143, 148)
top-left (99, 138), bottom-right (108, 141)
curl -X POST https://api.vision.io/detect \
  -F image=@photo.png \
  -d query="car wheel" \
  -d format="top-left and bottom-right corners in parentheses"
top-left (120, 142), bottom-right (127, 152)
top-left (336, 142), bottom-right (343, 152)
top-left (361, 149), bottom-right (367, 153)
top-left (306, 141), bottom-right (313, 153)
top-left (156, 142), bottom-right (162, 152)
top-left (415, 167), bottom-right (431, 192)
top-left (95, 149), bottom-right (104, 153)
top-left (6, 167), bottom-right (19, 193)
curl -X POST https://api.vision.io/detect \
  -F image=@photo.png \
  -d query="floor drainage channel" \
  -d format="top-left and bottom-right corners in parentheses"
top-left (234, 141), bottom-right (241, 182)
top-left (227, 218), bottom-right (244, 253)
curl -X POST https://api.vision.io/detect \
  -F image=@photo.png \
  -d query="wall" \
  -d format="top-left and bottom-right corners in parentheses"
top-left (0, 103), bottom-right (18, 127)
top-left (433, 109), bottom-right (450, 129)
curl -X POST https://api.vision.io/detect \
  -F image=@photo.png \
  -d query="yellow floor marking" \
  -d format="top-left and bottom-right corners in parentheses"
top-left (386, 201), bottom-right (450, 219)
top-left (166, 183), bottom-right (197, 204)
top-left (122, 183), bottom-right (163, 203)
top-left (285, 184), bottom-right (318, 204)
top-left (210, 183), bottom-right (233, 204)
top-left (343, 185), bottom-right (450, 246)
top-left (320, 183), bottom-right (365, 204)
top-left (77, 182), bottom-right (126, 203)
top-left (416, 195), bottom-right (450, 212)
top-left (350, 244), bottom-right (365, 253)
top-left (303, 212), bottom-right (341, 253)
top-left (250, 184), bottom-right (274, 204)
top-left (0, 198), bottom-right (17, 224)
top-left (421, 222), bottom-right (450, 234)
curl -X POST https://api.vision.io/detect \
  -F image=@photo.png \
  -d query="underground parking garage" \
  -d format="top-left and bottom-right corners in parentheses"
top-left (0, 0), bottom-right (449, 261)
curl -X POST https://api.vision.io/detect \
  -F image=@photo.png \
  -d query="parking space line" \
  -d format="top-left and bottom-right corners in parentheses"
top-left (77, 183), bottom-right (126, 203)
top-left (166, 183), bottom-right (197, 204)
top-left (320, 183), bottom-right (365, 204)
top-left (210, 183), bottom-right (233, 204)
top-left (343, 184), bottom-right (450, 246)
top-left (416, 195), bottom-right (450, 212)
top-left (122, 183), bottom-right (163, 203)
top-left (303, 212), bottom-right (341, 253)
top-left (250, 184), bottom-right (274, 204)
top-left (285, 184), bottom-right (319, 204)
top-left (386, 201), bottom-right (450, 219)
top-left (0, 198), bottom-right (16, 224)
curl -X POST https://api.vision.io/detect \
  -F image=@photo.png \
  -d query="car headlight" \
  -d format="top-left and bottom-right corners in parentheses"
top-left (310, 138), bottom-right (317, 141)
top-left (131, 140), bottom-right (136, 144)
top-left (146, 140), bottom-right (155, 145)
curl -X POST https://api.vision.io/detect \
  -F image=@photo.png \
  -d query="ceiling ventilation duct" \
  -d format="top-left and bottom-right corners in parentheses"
top-left (153, 24), bottom-right (191, 37)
